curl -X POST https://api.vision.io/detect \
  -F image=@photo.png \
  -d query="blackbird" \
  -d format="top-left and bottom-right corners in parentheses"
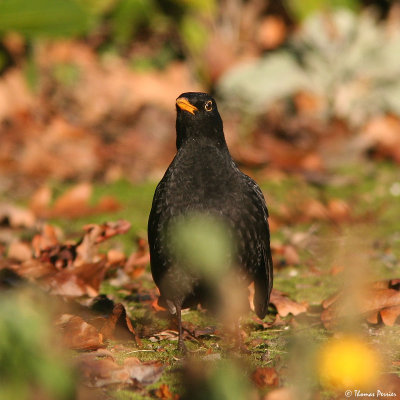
top-left (148, 92), bottom-right (273, 350)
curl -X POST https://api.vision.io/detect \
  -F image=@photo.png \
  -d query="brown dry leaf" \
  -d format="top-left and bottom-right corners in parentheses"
top-left (125, 237), bottom-right (150, 278)
top-left (73, 260), bottom-right (108, 295)
top-left (75, 225), bottom-right (103, 266)
top-left (0, 68), bottom-right (33, 122)
top-left (380, 305), bottom-right (400, 326)
top-left (257, 16), bottom-right (287, 50)
top-left (361, 288), bottom-right (400, 314)
top-left (149, 330), bottom-right (179, 343)
top-left (107, 249), bottom-right (126, 265)
top-left (29, 185), bottom-right (52, 215)
top-left (123, 358), bottom-right (164, 386)
top-left (252, 367), bottom-right (279, 388)
top-left (32, 183), bottom-right (120, 219)
top-left (43, 260), bottom-right (108, 297)
top-left (362, 114), bottom-right (400, 162)
top-left (20, 117), bottom-right (101, 182)
top-left (330, 265), bottom-right (344, 276)
top-left (283, 245), bottom-right (300, 265)
top-left (79, 355), bottom-right (164, 388)
top-left (327, 199), bottom-right (351, 222)
top-left (264, 387), bottom-right (294, 400)
top-left (0, 203), bottom-right (36, 228)
top-left (75, 220), bottom-right (130, 266)
top-left (8, 241), bottom-right (32, 262)
top-left (13, 259), bottom-right (56, 280)
top-left (93, 196), bottom-right (120, 214)
top-left (32, 224), bottom-right (60, 257)
top-left (44, 270), bottom-right (89, 297)
top-left (58, 314), bottom-right (104, 350)
top-left (80, 357), bottom-right (127, 386)
top-left (152, 383), bottom-right (176, 399)
top-left (321, 280), bottom-right (400, 328)
top-left (52, 182), bottom-right (92, 217)
top-left (83, 220), bottom-right (131, 244)
top-left (303, 199), bottom-right (329, 221)
top-left (39, 243), bottom-right (76, 270)
top-left (100, 303), bottom-right (139, 343)
top-left (270, 289), bottom-right (308, 317)
top-left (294, 91), bottom-right (323, 114)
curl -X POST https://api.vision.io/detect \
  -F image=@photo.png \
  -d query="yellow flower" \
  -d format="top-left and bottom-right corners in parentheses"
top-left (318, 335), bottom-right (381, 390)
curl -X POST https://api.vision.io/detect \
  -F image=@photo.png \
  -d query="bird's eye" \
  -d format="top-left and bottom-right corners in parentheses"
top-left (204, 101), bottom-right (213, 112)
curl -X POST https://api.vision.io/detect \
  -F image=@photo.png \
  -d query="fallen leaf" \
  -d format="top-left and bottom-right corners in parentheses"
top-left (29, 185), bottom-right (52, 215)
top-left (123, 358), bottom-right (164, 386)
top-left (149, 330), bottom-right (179, 342)
top-left (380, 305), bottom-right (400, 326)
top-left (257, 16), bottom-right (287, 50)
top-left (264, 387), bottom-right (294, 400)
top-left (152, 383), bottom-right (176, 399)
top-left (321, 280), bottom-right (400, 328)
top-left (78, 355), bottom-right (163, 388)
top-left (7, 241), bottom-right (32, 262)
top-left (327, 199), bottom-right (351, 222)
top-left (303, 199), bottom-right (329, 221)
top-left (12, 259), bottom-right (56, 280)
top-left (44, 271), bottom-right (89, 297)
top-left (125, 237), bottom-right (150, 274)
top-left (73, 260), bottom-right (108, 294)
top-left (0, 203), bottom-right (36, 228)
top-left (100, 302), bottom-right (139, 344)
top-left (330, 265), bottom-right (344, 276)
top-left (252, 367), bottom-right (279, 388)
top-left (32, 224), bottom-right (60, 257)
top-left (362, 114), bottom-right (400, 163)
top-left (58, 314), bottom-right (104, 350)
top-left (270, 289), bottom-right (308, 317)
top-left (52, 182), bottom-right (92, 217)
top-left (107, 249), bottom-right (126, 265)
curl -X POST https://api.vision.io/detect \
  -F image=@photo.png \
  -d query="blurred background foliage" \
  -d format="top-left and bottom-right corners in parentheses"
top-left (1, 0), bottom-right (399, 191)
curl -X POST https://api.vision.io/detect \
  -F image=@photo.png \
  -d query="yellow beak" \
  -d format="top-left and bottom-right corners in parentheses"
top-left (176, 98), bottom-right (198, 115)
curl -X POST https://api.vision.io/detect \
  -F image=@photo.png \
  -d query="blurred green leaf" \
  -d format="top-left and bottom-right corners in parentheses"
top-left (77, 0), bottom-right (117, 15)
top-left (24, 54), bottom-right (39, 91)
top-left (175, 0), bottom-right (216, 14)
top-left (52, 63), bottom-right (81, 87)
top-left (0, 290), bottom-right (75, 400)
top-left (110, 0), bottom-right (156, 46)
top-left (287, 0), bottom-right (360, 20)
top-left (170, 214), bottom-right (232, 278)
top-left (0, 0), bottom-right (94, 38)
top-left (180, 15), bottom-right (209, 53)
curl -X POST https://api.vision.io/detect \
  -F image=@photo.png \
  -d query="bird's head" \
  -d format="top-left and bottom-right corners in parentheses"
top-left (175, 92), bottom-right (225, 150)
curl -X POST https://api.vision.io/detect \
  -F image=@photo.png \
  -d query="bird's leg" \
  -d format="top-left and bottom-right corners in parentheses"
top-left (175, 303), bottom-right (187, 353)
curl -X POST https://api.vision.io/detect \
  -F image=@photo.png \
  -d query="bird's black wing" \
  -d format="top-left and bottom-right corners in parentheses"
top-left (234, 166), bottom-right (273, 319)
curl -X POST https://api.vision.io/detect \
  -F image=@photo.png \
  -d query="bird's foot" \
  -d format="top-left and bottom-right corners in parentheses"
top-left (177, 339), bottom-right (188, 354)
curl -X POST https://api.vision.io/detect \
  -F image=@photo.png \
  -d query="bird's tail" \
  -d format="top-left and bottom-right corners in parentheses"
top-left (254, 255), bottom-right (273, 319)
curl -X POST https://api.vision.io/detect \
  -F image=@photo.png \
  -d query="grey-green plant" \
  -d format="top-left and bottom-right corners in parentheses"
top-left (218, 9), bottom-right (400, 127)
